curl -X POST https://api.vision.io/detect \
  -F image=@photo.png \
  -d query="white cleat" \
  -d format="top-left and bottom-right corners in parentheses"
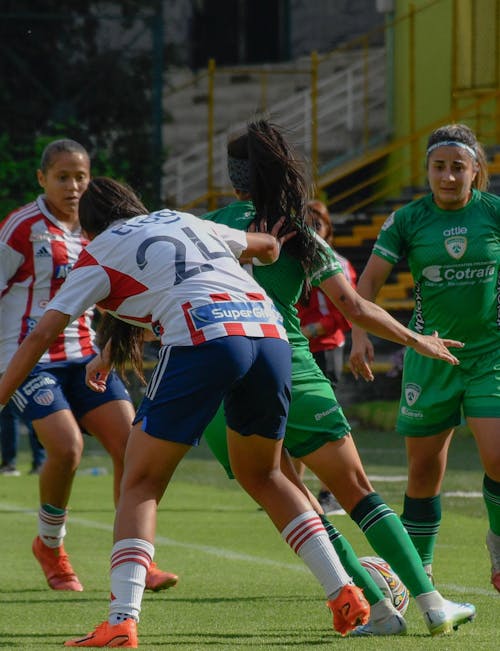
top-left (350, 611), bottom-right (407, 636)
top-left (350, 599), bottom-right (407, 637)
top-left (424, 599), bottom-right (476, 636)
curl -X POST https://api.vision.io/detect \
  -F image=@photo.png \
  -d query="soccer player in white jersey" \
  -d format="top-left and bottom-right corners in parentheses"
top-left (351, 123), bottom-right (500, 592)
top-left (0, 140), bottom-right (177, 594)
top-left (0, 176), bottom-right (373, 647)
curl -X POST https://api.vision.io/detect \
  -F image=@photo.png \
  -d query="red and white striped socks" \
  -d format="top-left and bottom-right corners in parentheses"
top-left (281, 510), bottom-right (351, 599)
top-left (109, 538), bottom-right (154, 624)
top-left (38, 504), bottom-right (67, 548)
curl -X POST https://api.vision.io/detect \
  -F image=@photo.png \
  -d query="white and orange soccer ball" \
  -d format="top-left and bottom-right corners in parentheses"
top-left (359, 556), bottom-right (410, 615)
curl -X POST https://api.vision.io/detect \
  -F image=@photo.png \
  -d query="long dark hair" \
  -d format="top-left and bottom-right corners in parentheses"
top-left (79, 176), bottom-right (148, 236)
top-left (80, 177), bottom-right (149, 382)
top-left (227, 120), bottom-right (323, 277)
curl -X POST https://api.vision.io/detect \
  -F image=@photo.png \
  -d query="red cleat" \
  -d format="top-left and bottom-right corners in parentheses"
top-left (32, 536), bottom-right (83, 591)
top-left (145, 562), bottom-right (178, 591)
top-left (327, 584), bottom-right (370, 636)
top-left (64, 619), bottom-right (138, 647)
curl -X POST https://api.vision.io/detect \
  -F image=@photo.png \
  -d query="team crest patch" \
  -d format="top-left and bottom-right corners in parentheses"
top-left (33, 388), bottom-right (55, 406)
top-left (404, 383), bottom-right (421, 406)
top-left (445, 236), bottom-right (467, 259)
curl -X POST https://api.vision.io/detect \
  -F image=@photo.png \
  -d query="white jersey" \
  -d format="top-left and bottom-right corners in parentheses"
top-left (0, 196), bottom-right (97, 373)
top-left (48, 209), bottom-right (288, 347)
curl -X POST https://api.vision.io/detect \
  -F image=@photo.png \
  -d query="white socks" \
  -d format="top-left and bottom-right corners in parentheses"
top-left (38, 505), bottom-right (67, 548)
top-left (281, 510), bottom-right (351, 599)
top-left (109, 538), bottom-right (154, 624)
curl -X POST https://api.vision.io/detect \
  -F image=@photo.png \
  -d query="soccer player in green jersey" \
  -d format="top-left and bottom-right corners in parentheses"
top-left (351, 123), bottom-right (500, 593)
top-left (202, 119), bottom-right (476, 636)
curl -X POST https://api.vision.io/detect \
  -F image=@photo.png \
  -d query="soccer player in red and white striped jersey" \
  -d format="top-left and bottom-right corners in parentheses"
top-left (0, 140), bottom-right (177, 595)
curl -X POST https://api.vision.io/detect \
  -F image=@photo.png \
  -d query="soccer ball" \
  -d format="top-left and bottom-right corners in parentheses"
top-left (359, 556), bottom-right (410, 615)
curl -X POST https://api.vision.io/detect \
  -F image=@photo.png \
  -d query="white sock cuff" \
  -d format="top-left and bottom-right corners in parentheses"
top-left (111, 538), bottom-right (155, 571)
top-left (38, 505), bottom-right (67, 547)
top-left (281, 510), bottom-right (324, 553)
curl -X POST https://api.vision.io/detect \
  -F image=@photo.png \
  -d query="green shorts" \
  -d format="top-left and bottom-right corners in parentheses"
top-left (203, 355), bottom-right (350, 477)
top-left (397, 347), bottom-right (500, 437)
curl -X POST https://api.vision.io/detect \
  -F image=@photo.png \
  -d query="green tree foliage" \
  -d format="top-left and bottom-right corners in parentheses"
top-left (0, 1), bottom-right (165, 218)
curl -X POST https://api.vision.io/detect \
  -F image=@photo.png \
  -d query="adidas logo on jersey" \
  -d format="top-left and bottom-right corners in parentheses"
top-left (35, 245), bottom-right (51, 257)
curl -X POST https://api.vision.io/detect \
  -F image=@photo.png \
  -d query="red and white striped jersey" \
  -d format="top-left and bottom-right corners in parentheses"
top-left (48, 209), bottom-right (288, 347)
top-left (0, 196), bottom-right (97, 372)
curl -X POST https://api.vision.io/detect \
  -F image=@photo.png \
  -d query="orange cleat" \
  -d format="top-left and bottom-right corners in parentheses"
top-left (64, 620), bottom-right (138, 647)
top-left (327, 584), bottom-right (370, 636)
top-left (32, 536), bottom-right (83, 591)
top-left (145, 562), bottom-right (178, 591)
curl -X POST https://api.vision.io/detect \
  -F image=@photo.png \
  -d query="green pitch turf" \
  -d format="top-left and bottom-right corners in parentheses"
top-left (0, 425), bottom-right (498, 649)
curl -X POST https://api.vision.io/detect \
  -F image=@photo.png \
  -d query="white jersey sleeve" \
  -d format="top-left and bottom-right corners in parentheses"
top-left (47, 266), bottom-right (111, 321)
top-left (208, 222), bottom-right (248, 258)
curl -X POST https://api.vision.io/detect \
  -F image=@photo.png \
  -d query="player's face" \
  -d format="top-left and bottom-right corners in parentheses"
top-left (306, 211), bottom-right (329, 240)
top-left (37, 152), bottom-right (90, 223)
top-left (427, 145), bottom-right (478, 210)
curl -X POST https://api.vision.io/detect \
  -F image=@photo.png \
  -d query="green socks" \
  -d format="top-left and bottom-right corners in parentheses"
top-left (351, 493), bottom-right (434, 597)
top-left (483, 474), bottom-right (500, 535)
top-left (401, 494), bottom-right (441, 566)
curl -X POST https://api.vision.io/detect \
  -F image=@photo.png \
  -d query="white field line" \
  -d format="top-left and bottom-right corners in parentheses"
top-left (304, 471), bottom-right (484, 497)
top-left (0, 502), bottom-right (307, 573)
top-left (1, 500), bottom-right (497, 599)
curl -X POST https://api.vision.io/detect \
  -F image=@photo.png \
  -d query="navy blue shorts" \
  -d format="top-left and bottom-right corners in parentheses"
top-left (134, 336), bottom-right (292, 446)
top-left (11, 355), bottom-right (132, 423)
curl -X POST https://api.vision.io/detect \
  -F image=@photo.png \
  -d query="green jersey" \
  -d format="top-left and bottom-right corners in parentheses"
top-left (203, 200), bottom-right (343, 365)
top-left (373, 189), bottom-right (500, 358)
top-left (202, 200), bottom-right (350, 465)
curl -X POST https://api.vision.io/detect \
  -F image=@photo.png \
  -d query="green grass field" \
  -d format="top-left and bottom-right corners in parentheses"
top-left (0, 412), bottom-right (498, 650)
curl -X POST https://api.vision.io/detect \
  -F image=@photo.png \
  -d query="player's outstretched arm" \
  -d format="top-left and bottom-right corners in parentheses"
top-left (320, 274), bottom-right (463, 380)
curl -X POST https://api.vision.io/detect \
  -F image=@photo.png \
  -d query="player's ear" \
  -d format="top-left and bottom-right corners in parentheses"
top-left (36, 169), bottom-right (45, 189)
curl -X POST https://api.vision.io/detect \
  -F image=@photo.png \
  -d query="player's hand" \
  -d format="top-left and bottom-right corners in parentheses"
top-left (249, 216), bottom-right (296, 247)
top-left (349, 330), bottom-right (375, 382)
top-left (85, 354), bottom-right (112, 392)
top-left (412, 331), bottom-right (463, 365)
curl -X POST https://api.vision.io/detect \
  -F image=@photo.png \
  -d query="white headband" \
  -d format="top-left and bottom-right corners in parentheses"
top-left (426, 140), bottom-right (477, 160)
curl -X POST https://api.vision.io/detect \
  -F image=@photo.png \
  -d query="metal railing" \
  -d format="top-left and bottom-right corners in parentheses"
top-left (320, 87), bottom-right (500, 217)
top-left (161, 0), bottom-right (499, 215)
top-left (163, 47), bottom-right (387, 210)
